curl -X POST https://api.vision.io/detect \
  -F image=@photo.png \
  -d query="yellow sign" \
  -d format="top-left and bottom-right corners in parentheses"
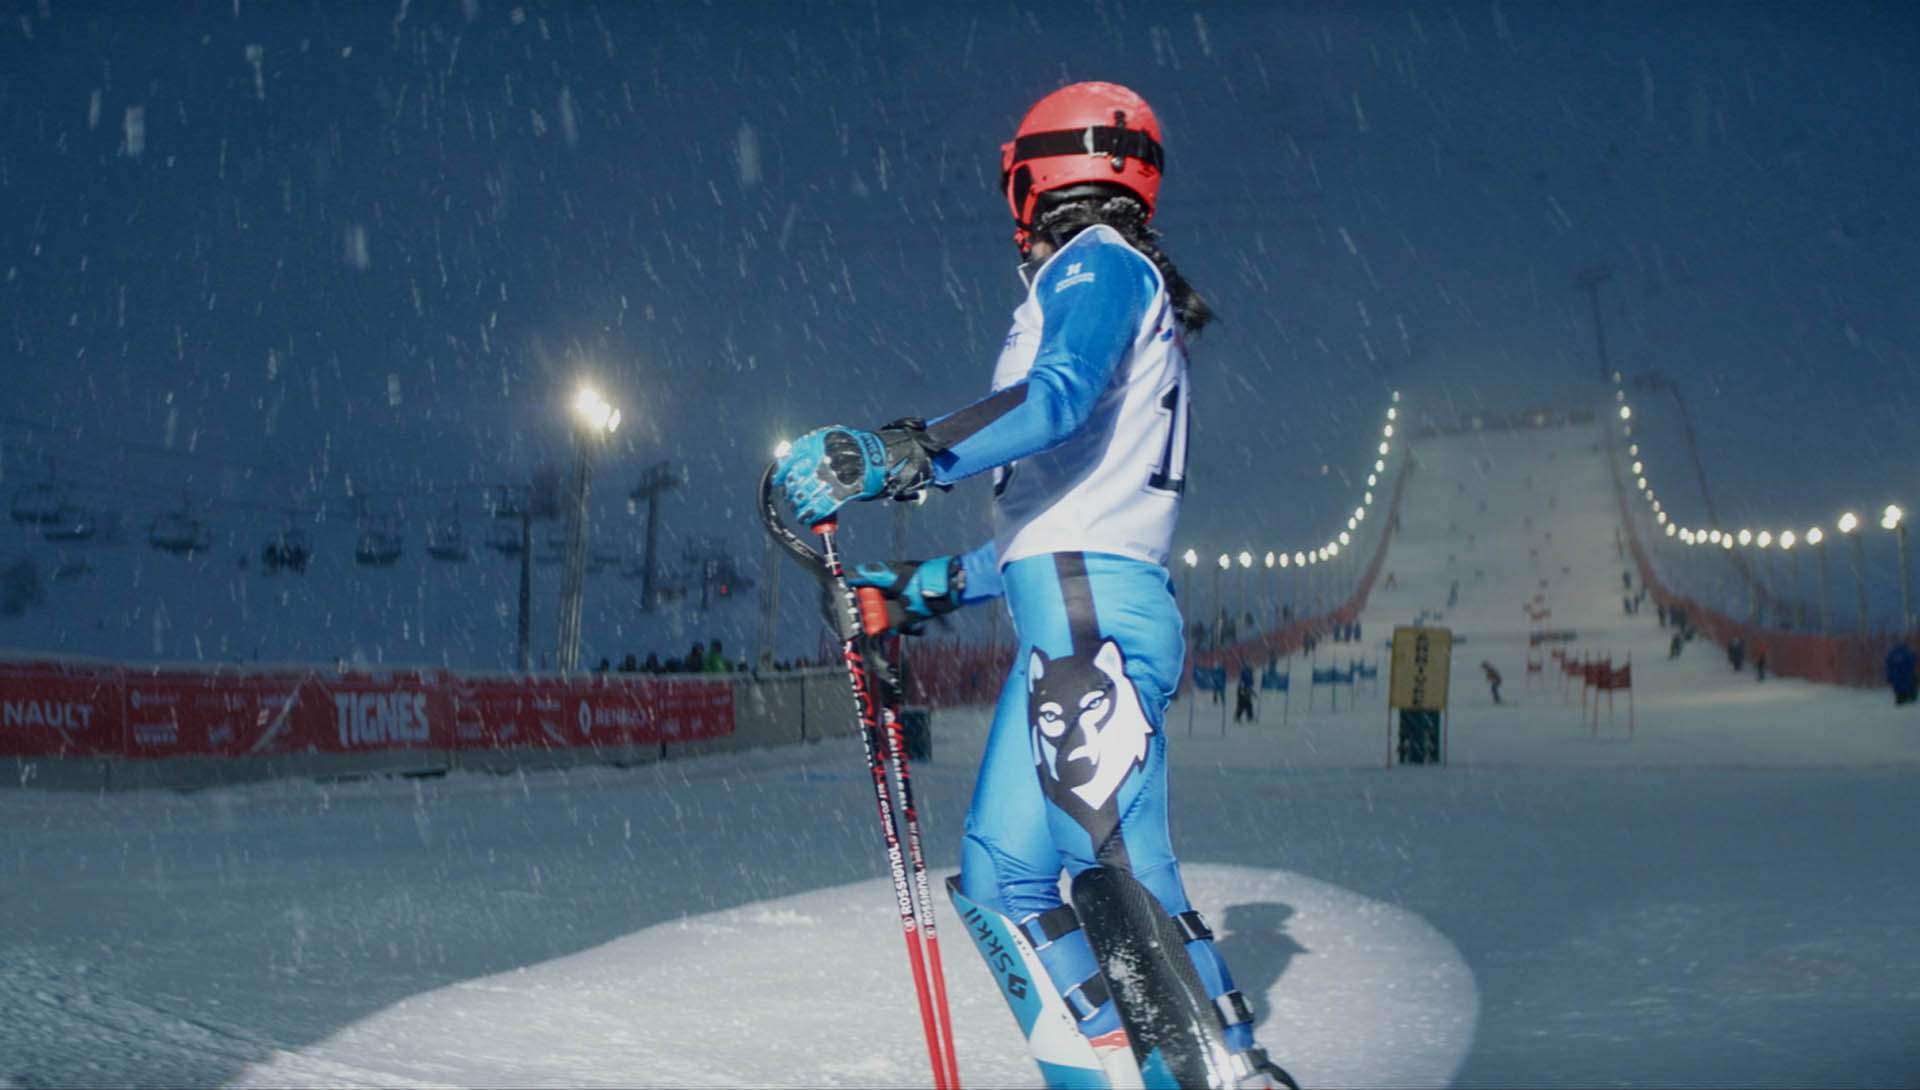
top-left (1388, 626), bottom-right (1452, 711)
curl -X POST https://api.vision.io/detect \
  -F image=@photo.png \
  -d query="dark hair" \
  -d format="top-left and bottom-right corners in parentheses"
top-left (1030, 187), bottom-right (1214, 333)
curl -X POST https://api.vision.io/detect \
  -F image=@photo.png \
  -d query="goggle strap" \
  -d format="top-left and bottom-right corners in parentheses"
top-left (1007, 125), bottom-right (1163, 175)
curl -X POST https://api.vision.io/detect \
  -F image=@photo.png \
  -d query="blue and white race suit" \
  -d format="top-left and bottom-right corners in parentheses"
top-left (915, 224), bottom-right (1250, 1052)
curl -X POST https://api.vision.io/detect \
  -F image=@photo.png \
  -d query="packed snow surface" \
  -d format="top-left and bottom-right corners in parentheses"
top-left (5, 424), bottom-right (1917, 1088)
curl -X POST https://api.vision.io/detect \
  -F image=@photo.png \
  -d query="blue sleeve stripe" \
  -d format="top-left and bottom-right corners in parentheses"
top-left (957, 540), bottom-right (1003, 603)
top-left (928, 236), bottom-right (1154, 483)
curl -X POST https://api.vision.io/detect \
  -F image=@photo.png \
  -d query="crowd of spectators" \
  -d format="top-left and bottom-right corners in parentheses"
top-left (590, 639), bottom-right (832, 676)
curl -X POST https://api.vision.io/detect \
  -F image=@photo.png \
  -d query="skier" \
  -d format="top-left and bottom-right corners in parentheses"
top-left (1234, 663), bottom-right (1258, 723)
top-left (772, 82), bottom-right (1294, 1089)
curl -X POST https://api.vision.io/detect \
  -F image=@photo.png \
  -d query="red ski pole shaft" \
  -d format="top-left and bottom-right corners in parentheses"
top-left (814, 523), bottom-right (957, 1090)
top-left (873, 635), bottom-right (961, 1089)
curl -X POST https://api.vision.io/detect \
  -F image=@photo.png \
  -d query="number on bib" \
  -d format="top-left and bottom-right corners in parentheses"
top-left (1147, 382), bottom-right (1188, 495)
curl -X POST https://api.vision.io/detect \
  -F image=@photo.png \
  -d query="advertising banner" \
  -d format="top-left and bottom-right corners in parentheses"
top-left (122, 670), bottom-right (306, 758)
top-left (657, 678), bottom-right (733, 742)
top-left (3, 659), bottom-right (734, 762)
top-left (304, 671), bottom-right (456, 754)
top-left (0, 660), bottom-right (123, 758)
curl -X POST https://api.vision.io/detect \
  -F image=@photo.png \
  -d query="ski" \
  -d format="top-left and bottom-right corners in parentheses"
top-left (1072, 867), bottom-right (1237, 1090)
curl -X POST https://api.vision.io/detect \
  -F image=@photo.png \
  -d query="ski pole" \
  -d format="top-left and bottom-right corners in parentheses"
top-left (817, 524), bottom-right (961, 1090)
top-left (869, 632), bottom-right (962, 1090)
top-left (759, 467), bottom-right (959, 1089)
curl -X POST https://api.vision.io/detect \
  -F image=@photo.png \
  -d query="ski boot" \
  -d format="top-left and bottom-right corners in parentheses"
top-left (1231, 1045), bottom-right (1300, 1089)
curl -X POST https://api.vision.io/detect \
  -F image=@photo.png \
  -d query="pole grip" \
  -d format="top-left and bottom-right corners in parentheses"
top-left (857, 587), bottom-right (892, 637)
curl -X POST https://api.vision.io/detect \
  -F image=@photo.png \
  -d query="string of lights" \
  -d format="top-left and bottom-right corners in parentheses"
top-left (1175, 392), bottom-right (1404, 637)
top-left (1609, 371), bottom-right (1914, 636)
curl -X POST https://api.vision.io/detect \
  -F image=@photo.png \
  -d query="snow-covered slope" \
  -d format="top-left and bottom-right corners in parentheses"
top-left (4, 421), bottom-right (1916, 1090)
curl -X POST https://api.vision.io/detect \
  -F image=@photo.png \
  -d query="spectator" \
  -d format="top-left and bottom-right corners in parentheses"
top-left (704, 638), bottom-right (729, 673)
top-left (1480, 660), bottom-right (1503, 705)
top-left (1887, 643), bottom-right (1917, 705)
top-left (1234, 664), bottom-right (1257, 723)
top-left (1754, 638), bottom-right (1769, 682)
top-left (617, 653), bottom-right (639, 673)
top-left (643, 652), bottom-right (663, 673)
top-left (684, 641), bottom-right (706, 673)
top-left (1669, 631), bottom-right (1685, 660)
top-left (592, 657), bottom-right (611, 673)
top-left (1727, 636), bottom-right (1745, 673)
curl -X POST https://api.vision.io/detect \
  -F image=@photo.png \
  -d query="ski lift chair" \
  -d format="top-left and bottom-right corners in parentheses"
top-left (149, 512), bottom-right (212, 554)
top-left (355, 525), bottom-right (404, 566)
top-left (10, 483), bottom-right (63, 525)
top-left (262, 528), bottom-right (312, 573)
top-left (41, 505), bottom-right (96, 542)
top-left (485, 520), bottom-right (524, 556)
top-left (426, 515), bottom-right (470, 562)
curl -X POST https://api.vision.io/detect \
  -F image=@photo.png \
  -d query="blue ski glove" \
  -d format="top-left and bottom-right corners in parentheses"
top-left (847, 556), bottom-right (966, 635)
top-left (775, 422), bottom-right (935, 525)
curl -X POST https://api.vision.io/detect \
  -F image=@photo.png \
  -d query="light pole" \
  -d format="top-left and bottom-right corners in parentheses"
top-left (1237, 551), bottom-right (1253, 641)
top-left (1737, 529), bottom-right (1756, 625)
top-left (1214, 554), bottom-right (1230, 649)
top-left (1780, 531), bottom-right (1799, 631)
top-left (1839, 511), bottom-right (1868, 637)
top-left (1809, 526), bottom-right (1832, 635)
top-left (557, 386), bottom-right (621, 673)
top-left (1719, 534), bottom-right (1735, 615)
top-left (1287, 552), bottom-right (1300, 623)
top-left (1216, 553), bottom-right (1231, 734)
top-left (1264, 552), bottom-right (1278, 631)
top-left (1183, 549), bottom-right (1199, 735)
top-left (1883, 505), bottom-right (1912, 634)
top-left (1755, 531), bottom-right (1775, 628)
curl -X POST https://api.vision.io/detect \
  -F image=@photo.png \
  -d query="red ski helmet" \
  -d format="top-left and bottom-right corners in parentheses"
top-left (1001, 82), bottom-right (1164, 251)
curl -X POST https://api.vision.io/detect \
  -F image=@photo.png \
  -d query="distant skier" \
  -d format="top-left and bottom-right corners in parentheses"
top-left (1887, 643), bottom-right (1916, 705)
top-left (772, 82), bottom-right (1293, 1088)
top-left (1234, 664), bottom-right (1257, 722)
top-left (1481, 660), bottom-right (1503, 704)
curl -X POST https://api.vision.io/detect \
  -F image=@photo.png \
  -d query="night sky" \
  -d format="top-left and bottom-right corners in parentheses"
top-left (3, 1), bottom-right (1915, 665)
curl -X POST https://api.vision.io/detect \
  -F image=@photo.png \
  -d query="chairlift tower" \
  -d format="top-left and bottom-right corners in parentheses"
top-left (629, 461), bottom-right (678, 612)
top-left (1575, 264), bottom-right (1613, 382)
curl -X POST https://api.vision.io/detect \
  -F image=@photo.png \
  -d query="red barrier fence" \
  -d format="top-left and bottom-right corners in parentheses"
top-left (0, 658), bottom-right (733, 761)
